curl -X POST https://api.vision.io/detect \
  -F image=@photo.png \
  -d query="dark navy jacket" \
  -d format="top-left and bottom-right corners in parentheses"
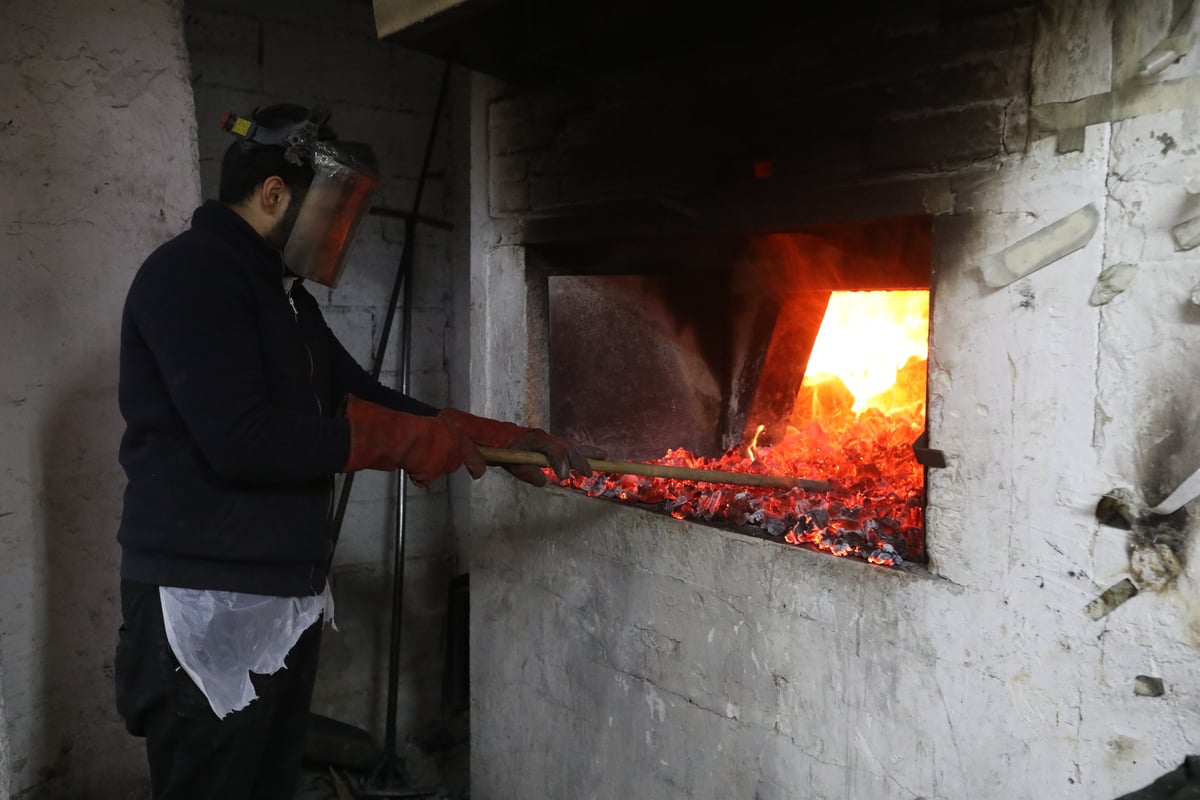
top-left (118, 201), bottom-right (433, 596)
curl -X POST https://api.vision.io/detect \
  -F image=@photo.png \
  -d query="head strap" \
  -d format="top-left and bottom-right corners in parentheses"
top-left (219, 107), bottom-right (332, 166)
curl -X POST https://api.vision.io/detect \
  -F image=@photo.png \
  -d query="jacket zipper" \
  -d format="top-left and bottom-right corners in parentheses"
top-left (284, 271), bottom-right (336, 552)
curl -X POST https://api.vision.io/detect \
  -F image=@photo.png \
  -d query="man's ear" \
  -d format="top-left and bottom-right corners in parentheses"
top-left (258, 176), bottom-right (289, 217)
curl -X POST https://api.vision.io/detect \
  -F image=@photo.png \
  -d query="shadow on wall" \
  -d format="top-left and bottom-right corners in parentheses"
top-left (1134, 313), bottom-right (1200, 503)
top-left (32, 351), bottom-right (139, 796)
top-left (319, 548), bottom-right (458, 740)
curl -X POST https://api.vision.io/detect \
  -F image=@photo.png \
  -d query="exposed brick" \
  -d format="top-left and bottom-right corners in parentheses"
top-left (489, 85), bottom-right (592, 129)
top-left (188, 0), bottom-right (376, 36)
top-left (490, 154), bottom-right (528, 184)
top-left (332, 229), bottom-right (405, 308)
top-left (1003, 94), bottom-right (1032, 154)
top-left (409, 308), bottom-right (450, 365)
top-left (402, 367), bottom-right (451, 408)
top-left (328, 105), bottom-right (424, 179)
top-left (331, 492), bottom-right (453, 564)
top-left (489, 114), bottom-right (568, 157)
top-left (316, 553), bottom-right (457, 733)
top-left (864, 8), bottom-right (1028, 78)
top-left (322, 306), bottom-right (376, 367)
top-left (493, 180), bottom-right (530, 214)
top-left (883, 54), bottom-right (1029, 115)
top-left (261, 23), bottom-right (371, 107)
top-left (411, 246), bottom-right (455, 308)
top-left (870, 103), bottom-right (1008, 171)
top-left (344, 468), bottom-right (403, 503)
top-left (183, 10), bottom-right (262, 89)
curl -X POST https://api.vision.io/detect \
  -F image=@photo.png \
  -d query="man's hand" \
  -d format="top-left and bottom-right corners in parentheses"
top-left (436, 408), bottom-right (603, 487)
top-left (343, 396), bottom-right (487, 487)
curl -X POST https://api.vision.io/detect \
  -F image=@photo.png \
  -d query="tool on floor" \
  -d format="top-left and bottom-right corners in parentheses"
top-left (479, 446), bottom-right (830, 492)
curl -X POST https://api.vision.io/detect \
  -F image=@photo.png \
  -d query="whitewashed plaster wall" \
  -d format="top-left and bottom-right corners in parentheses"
top-left (467, 2), bottom-right (1200, 798)
top-left (0, 673), bottom-right (7, 800)
top-left (0, 0), bottom-right (201, 797)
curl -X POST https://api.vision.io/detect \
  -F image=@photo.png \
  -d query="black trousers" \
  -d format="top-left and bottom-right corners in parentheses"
top-left (114, 580), bottom-right (323, 800)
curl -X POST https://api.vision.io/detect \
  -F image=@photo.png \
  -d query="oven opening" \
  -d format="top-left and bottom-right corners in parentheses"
top-left (536, 216), bottom-right (931, 566)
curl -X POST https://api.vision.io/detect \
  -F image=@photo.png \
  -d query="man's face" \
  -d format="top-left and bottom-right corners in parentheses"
top-left (264, 185), bottom-right (306, 251)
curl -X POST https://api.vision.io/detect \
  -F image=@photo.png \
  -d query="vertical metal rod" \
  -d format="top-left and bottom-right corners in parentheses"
top-left (328, 59), bottom-right (453, 555)
top-left (382, 60), bottom-right (453, 769)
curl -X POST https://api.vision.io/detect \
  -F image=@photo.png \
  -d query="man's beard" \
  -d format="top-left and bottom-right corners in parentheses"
top-left (265, 189), bottom-right (305, 251)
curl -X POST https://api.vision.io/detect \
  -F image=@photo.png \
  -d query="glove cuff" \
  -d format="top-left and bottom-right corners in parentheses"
top-left (344, 395), bottom-right (392, 472)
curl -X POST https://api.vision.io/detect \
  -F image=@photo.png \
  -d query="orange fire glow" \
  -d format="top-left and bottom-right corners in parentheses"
top-left (554, 289), bottom-right (930, 567)
top-left (802, 290), bottom-right (930, 415)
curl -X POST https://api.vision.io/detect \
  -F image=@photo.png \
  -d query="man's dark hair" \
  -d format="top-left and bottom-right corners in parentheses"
top-left (217, 103), bottom-right (335, 204)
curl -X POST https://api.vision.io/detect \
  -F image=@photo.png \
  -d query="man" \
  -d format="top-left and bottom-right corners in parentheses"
top-left (113, 104), bottom-right (591, 799)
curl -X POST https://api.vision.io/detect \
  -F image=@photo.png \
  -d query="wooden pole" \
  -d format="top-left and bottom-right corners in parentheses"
top-left (478, 446), bottom-right (830, 492)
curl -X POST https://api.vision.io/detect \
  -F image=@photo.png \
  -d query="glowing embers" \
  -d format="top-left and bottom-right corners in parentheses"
top-left (553, 289), bottom-right (931, 567)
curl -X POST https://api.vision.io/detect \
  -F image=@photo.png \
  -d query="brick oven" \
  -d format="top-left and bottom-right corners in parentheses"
top-left (383, 1), bottom-right (1200, 797)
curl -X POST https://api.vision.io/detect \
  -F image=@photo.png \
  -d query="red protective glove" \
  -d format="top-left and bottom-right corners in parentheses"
top-left (344, 396), bottom-right (487, 487)
top-left (436, 407), bottom-right (598, 487)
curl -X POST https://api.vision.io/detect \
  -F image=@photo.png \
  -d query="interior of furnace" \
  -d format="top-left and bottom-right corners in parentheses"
top-left (535, 215), bottom-right (933, 564)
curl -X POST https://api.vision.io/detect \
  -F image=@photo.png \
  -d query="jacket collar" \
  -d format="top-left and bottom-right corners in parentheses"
top-left (191, 201), bottom-right (285, 277)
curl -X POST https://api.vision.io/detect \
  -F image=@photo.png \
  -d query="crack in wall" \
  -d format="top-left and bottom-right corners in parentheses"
top-left (607, 662), bottom-right (741, 725)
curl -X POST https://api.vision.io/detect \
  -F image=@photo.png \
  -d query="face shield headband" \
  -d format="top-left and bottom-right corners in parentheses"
top-left (220, 107), bottom-right (331, 167)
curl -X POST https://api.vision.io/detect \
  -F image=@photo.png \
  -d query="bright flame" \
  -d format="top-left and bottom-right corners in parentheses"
top-left (801, 291), bottom-right (929, 414)
top-left (746, 423), bottom-right (766, 461)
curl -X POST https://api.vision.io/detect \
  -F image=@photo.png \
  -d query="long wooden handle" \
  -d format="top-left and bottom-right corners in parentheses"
top-left (478, 446), bottom-right (830, 492)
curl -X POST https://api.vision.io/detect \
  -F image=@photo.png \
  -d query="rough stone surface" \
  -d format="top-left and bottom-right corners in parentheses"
top-left (468, 3), bottom-right (1200, 798)
top-left (0, 0), bottom-right (201, 796)
top-left (184, 0), bottom-right (468, 747)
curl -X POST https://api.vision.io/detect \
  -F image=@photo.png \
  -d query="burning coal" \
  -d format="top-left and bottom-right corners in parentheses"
top-left (551, 290), bottom-right (930, 567)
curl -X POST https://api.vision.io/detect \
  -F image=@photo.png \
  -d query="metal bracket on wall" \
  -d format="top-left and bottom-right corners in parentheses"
top-left (368, 206), bottom-right (453, 231)
top-left (912, 430), bottom-right (947, 468)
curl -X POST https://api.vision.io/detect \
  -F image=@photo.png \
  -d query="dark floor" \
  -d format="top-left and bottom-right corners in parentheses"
top-left (295, 718), bottom-right (469, 800)
top-left (295, 761), bottom-right (468, 800)
top-left (114, 715), bottom-right (468, 799)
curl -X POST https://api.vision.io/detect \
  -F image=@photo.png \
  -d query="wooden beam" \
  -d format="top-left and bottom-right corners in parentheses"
top-left (373, 0), bottom-right (472, 39)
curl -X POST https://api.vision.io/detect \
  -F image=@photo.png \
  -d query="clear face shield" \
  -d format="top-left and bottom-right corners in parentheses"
top-left (282, 141), bottom-right (380, 288)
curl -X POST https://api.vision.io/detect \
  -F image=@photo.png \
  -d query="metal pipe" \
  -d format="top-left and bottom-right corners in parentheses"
top-left (368, 205), bottom-right (453, 231)
top-left (323, 61), bottom-right (451, 798)
top-left (384, 58), bottom-right (453, 768)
